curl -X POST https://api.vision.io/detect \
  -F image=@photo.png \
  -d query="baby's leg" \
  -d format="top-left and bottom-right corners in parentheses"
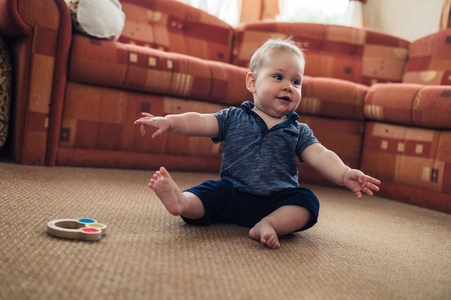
top-left (249, 205), bottom-right (310, 249)
top-left (149, 167), bottom-right (205, 219)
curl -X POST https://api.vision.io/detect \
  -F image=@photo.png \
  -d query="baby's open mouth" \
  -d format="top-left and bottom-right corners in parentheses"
top-left (277, 96), bottom-right (291, 102)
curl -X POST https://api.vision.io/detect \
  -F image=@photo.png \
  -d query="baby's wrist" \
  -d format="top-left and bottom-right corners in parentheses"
top-left (164, 115), bottom-right (173, 132)
top-left (341, 168), bottom-right (352, 185)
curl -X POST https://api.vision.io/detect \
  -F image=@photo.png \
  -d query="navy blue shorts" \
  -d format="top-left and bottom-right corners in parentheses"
top-left (182, 180), bottom-right (319, 231)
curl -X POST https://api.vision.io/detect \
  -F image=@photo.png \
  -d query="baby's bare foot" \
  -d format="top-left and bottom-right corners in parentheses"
top-left (149, 167), bottom-right (185, 216)
top-left (249, 219), bottom-right (280, 249)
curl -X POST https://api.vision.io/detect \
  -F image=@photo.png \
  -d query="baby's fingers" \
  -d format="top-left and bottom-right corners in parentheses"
top-left (367, 175), bottom-right (381, 185)
top-left (140, 124), bottom-right (147, 136)
top-left (368, 182), bottom-right (380, 192)
top-left (360, 182), bottom-right (379, 197)
top-left (364, 178), bottom-right (380, 193)
top-left (141, 112), bottom-right (154, 118)
top-left (151, 128), bottom-right (165, 139)
top-left (362, 187), bottom-right (374, 196)
top-left (134, 118), bottom-right (150, 125)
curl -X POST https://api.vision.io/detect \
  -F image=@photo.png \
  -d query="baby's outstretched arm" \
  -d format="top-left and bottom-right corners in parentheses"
top-left (134, 112), bottom-right (219, 138)
top-left (302, 143), bottom-right (380, 198)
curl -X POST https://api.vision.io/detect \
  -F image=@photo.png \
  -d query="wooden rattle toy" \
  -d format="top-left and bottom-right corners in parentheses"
top-left (46, 218), bottom-right (107, 241)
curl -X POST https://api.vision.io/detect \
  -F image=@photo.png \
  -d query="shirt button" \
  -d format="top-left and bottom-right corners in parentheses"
top-left (266, 133), bottom-right (270, 137)
top-left (256, 117), bottom-right (261, 122)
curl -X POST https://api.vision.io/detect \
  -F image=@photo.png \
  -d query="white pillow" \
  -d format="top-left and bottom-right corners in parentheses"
top-left (66, 0), bottom-right (125, 40)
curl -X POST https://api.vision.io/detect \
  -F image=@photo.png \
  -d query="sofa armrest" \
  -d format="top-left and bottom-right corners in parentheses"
top-left (0, 0), bottom-right (31, 36)
top-left (403, 28), bottom-right (451, 85)
top-left (0, 0), bottom-right (72, 165)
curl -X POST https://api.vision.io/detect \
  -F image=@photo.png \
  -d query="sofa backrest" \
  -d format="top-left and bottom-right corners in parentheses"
top-left (119, 0), bottom-right (234, 63)
top-left (233, 22), bottom-right (410, 86)
top-left (402, 28), bottom-right (451, 85)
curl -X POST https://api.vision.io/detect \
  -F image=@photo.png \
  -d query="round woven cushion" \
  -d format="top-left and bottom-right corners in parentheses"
top-left (65, 0), bottom-right (125, 40)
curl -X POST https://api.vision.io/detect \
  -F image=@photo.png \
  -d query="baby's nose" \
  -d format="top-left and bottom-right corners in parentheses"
top-left (283, 83), bottom-right (293, 92)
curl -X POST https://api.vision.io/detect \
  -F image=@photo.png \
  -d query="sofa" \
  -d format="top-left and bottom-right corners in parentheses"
top-left (0, 0), bottom-right (450, 213)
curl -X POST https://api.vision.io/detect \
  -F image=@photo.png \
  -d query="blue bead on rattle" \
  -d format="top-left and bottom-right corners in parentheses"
top-left (46, 218), bottom-right (107, 241)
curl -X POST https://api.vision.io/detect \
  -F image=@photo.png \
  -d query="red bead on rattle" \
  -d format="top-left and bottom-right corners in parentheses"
top-left (46, 218), bottom-right (107, 241)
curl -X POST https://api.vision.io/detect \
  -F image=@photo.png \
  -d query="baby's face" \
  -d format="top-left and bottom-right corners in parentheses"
top-left (248, 49), bottom-right (304, 118)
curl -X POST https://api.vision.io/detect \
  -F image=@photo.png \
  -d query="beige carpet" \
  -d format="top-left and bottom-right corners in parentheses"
top-left (1, 161), bottom-right (450, 300)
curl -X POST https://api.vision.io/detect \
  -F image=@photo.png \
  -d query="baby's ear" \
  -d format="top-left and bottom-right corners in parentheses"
top-left (246, 72), bottom-right (256, 93)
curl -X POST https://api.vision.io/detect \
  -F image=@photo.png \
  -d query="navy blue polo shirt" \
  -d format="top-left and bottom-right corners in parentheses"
top-left (212, 101), bottom-right (319, 196)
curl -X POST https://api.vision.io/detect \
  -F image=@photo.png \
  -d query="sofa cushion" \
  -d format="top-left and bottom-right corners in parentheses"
top-left (361, 122), bottom-right (451, 196)
top-left (403, 28), bottom-right (451, 85)
top-left (300, 77), bottom-right (366, 120)
top-left (233, 22), bottom-right (409, 86)
top-left (365, 83), bottom-right (451, 129)
top-left (59, 81), bottom-right (225, 171)
top-left (69, 34), bottom-right (251, 106)
top-left (65, 0), bottom-right (125, 40)
top-left (119, 0), bottom-right (234, 63)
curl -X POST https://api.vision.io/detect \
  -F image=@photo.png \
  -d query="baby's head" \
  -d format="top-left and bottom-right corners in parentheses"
top-left (246, 38), bottom-right (306, 118)
top-left (249, 38), bottom-right (305, 75)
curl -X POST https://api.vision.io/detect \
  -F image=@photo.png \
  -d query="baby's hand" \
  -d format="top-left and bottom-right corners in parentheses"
top-left (343, 169), bottom-right (381, 199)
top-left (134, 112), bottom-right (171, 138)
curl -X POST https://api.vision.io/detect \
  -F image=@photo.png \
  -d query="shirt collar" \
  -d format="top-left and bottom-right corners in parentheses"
top-left (240, 101), bottom-right (299, 122)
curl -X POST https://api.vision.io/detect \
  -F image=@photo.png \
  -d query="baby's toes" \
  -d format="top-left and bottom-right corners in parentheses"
top-left (268, 238), bottom-right (280, 249)
top-left (263, 234), bottom-right (278, 249)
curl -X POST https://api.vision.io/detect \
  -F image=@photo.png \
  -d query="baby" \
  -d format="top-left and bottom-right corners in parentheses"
top-left (134, 39), bottom-right (381, 249)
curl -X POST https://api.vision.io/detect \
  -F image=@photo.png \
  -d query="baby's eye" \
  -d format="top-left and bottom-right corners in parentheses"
top-left (292, 79), bottom-right (301, 86)
top-left (273, 74), bottom-right (283, 80)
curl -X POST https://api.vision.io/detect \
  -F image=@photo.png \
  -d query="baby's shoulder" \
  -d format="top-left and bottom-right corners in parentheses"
top-left (215, 105), bottom-right (248, 121)
top-left (294, 120), bottom-right (313, 131)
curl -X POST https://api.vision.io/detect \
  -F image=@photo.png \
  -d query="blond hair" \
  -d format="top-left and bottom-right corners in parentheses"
top-left (249, 38), bottom-right (305, 73)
